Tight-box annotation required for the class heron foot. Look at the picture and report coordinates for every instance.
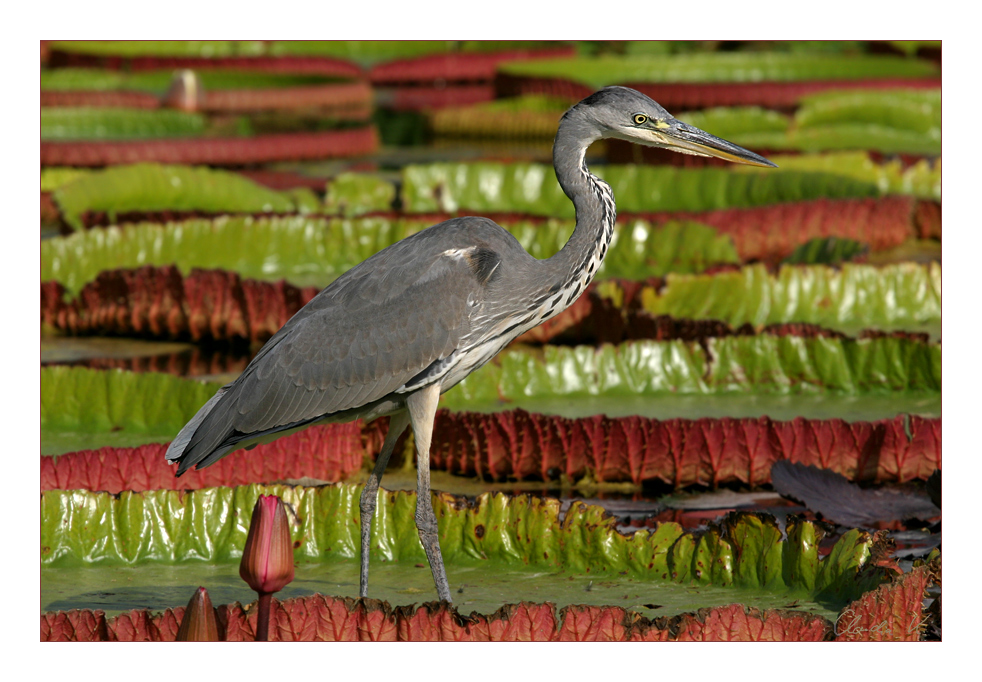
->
[358,411,409,599]
[407,383,452,603]
[416,499,452,603]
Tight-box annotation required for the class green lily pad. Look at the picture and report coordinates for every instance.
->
[733,151,940,201]
[703,90,942,156]
[445,336,940,411]
[41,108,209,141]
[40,167,94,192]
[41,216,739,296]
[40,366,220,442]
[498,53,938,89]
[41,330,940,451]
[468,95,571,113]
[268,40,455,65]
[796,89,940,134]
[41,67,340,93]
[783,237,869,265]
[52,163,303,231]
[887,41,941,57]
[787,124,941,156]
[640,263,941,338]
[429,95,573,140]
[47,40,465,66]
[41,392,942,457]
[38,560,839,621]
[39,484,887,620]
[323,172,396,216]
[402,162,879,216]
[675,106,791,139]
[43,334,941,428]
[430,92,941,155]
[48,40,269,58]
[469,393,940,422]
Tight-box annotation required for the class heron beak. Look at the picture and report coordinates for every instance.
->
[634,119,777,168]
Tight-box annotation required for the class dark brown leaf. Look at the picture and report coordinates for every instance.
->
[770,460,940,527]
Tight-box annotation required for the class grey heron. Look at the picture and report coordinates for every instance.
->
[165,86,776,603]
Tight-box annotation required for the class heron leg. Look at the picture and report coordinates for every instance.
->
[406,382,452,603]
[359,410,410,599]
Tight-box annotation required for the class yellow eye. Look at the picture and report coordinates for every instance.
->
[632,113,648,125]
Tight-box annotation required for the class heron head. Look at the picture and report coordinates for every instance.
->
[570,85,776,168]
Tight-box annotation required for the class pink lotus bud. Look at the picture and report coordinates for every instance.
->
[176,586,220,641]
[239,495,295,595]
[162,69,204,112]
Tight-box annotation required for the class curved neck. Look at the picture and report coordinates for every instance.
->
[546,115,616,295]
[461,113,615,350]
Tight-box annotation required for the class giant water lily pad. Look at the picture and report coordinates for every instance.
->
[52,163,312,231]
[428,410,940,486]
[446,336,940,408]
[429,95,570,139]
[672,106,790,151]
[37,40,943,644]
[41,259,939,349]
[783,237,870,265]
[639,262,941,339]
[41,67,343,93]
[41,596,834,642]
[662,92,941,156]
[733,151,940,201]
[482,393,940,422]
[41,330,940,453]
[402,162,879,217]
[427,90,941,154]
[42,409,940,493]
[49,39,460,64]
[37,557,840,624]
[42,389,942,456]
[42,568,936,641]
[40,216,739,296]
[497,53,938,88]
[796,89,940,135]
[41,108,210,142]
[48,40,271,58]
[41,366,220,453]
[40,484,889,621]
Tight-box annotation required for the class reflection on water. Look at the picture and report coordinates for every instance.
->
[42,336,252,381]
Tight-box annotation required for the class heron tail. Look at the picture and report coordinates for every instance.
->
[164,384,233,476]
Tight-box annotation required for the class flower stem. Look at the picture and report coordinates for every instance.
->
[256,592,273,641]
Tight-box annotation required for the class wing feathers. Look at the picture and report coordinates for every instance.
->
[170,218,509,471]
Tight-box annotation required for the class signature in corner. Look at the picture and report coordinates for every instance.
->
[834,606,925,638]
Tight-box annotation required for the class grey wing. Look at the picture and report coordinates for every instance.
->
[167,226,500,473]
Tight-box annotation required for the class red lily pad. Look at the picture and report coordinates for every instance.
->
[41,422,367,493]
[42,266,320,345]
[41,126,379,167]
[40,410,940,493]
[41,595,838,642]
[432,411,942,486]
[42,560,937,642]
[368,46,576,85]
[832,560,938,641]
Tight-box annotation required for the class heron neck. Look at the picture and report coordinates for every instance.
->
[547,122,616,297]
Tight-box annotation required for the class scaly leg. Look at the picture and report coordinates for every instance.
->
[406,382,452,602]
[359,410,410,599]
